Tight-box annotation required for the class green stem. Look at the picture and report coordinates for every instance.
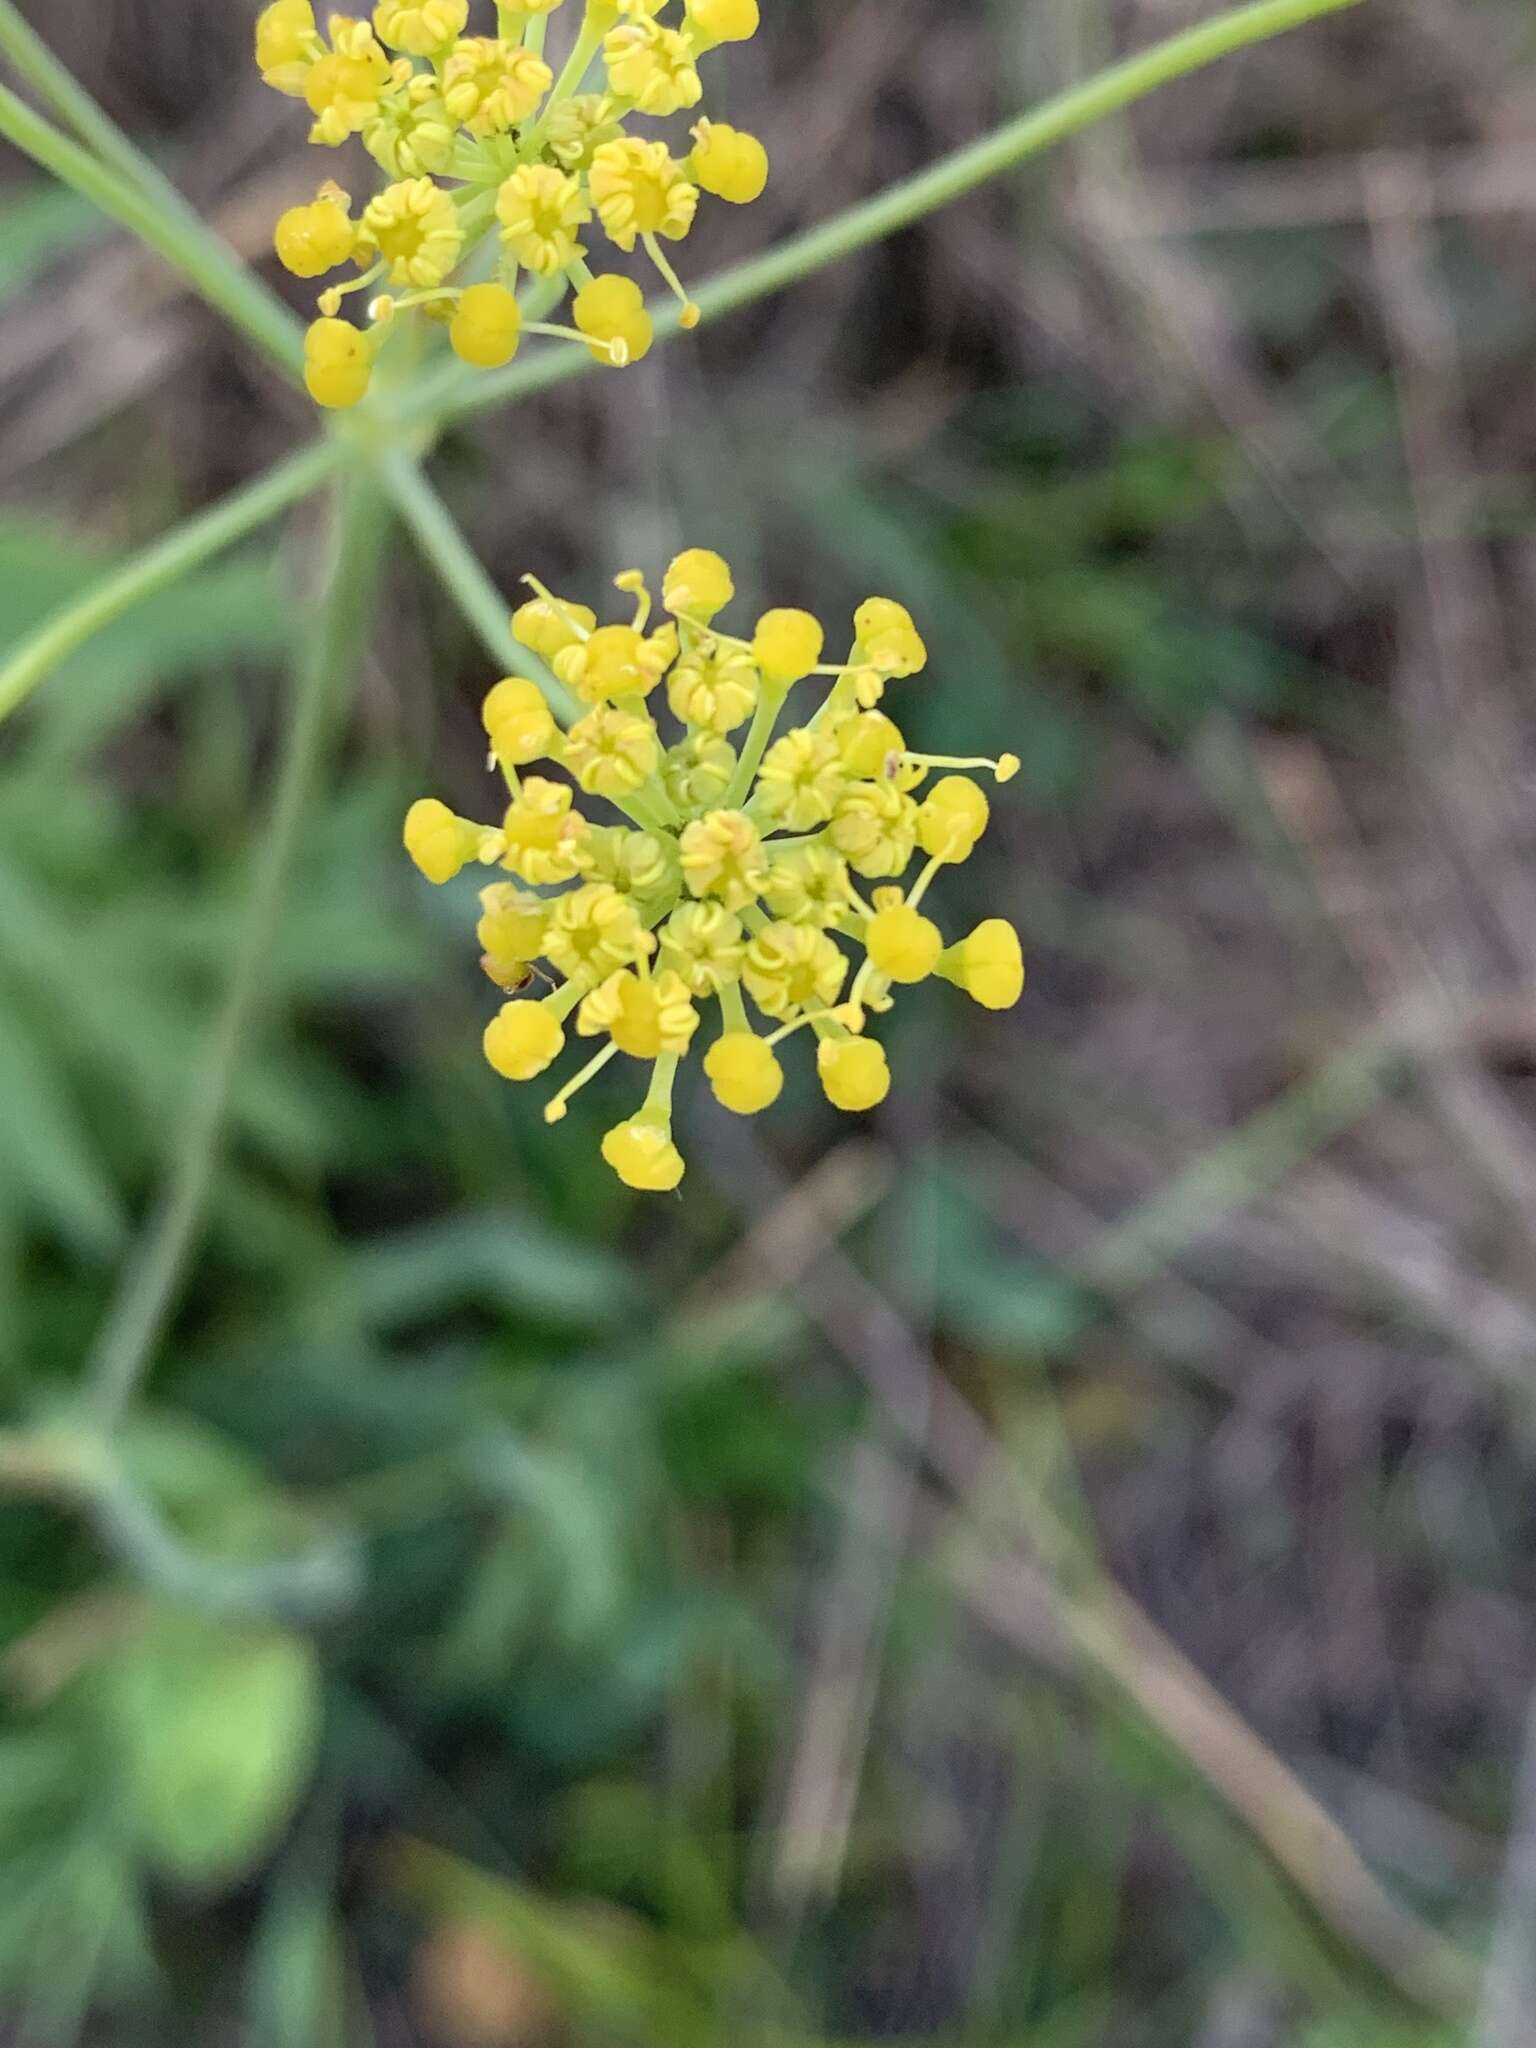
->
[374,447,582,723]
[0,0,167,190]
[0,441,338,723]
[431,0,1367,429]
[724,685,787,811]
[0,80,304,378]
[83,475,389,1434]
[519,19,604,155]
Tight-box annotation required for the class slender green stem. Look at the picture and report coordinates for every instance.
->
[519,20,604,156]
[724,685,787,811]
[431,0,1367,428]
[84,475,390,1433]
[0,0,203,216]
[0,80,304,378]
[375,447,582,723]
[0,441,338,723]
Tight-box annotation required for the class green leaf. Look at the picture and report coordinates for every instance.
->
[108,1608,322,1885]
[0,1014,122,1255]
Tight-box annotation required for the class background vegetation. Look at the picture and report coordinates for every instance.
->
[2,0,1535,2040]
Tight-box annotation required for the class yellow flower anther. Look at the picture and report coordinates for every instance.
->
[359,176,463,286]
[938,919,1025,1011]
[482,677,555,766]
[705,1031,783,1114]
[450,281,523,367]
[752,608,823,686]
[743,921,847,1019]
[854,597,927,678]
[663,548,734,620]
[275,194,357,276]
[403,796,485,883]
[442,37,552,133]
[659,901,745,994]
[484,998,565,1081]
[604,19,702,117]
[303,315,373,408]
[830,778,918,878]
[544,881,650,988]
[917,775,989,862]
[866,901,942,984]
[666,642,758,735]
[578,968,699,1059]
[602,1118,685,1192]
[817,1036,891,1113]
[572,273,653,367]
[588,137,698,251]
[686,0,760,41]
[373,0,468,56]
[564,706,661,798]
[680,809,768,910]
[496,164,590,275]
[689,119,768,204]
[501,775,588,884]
[754,729,844,832]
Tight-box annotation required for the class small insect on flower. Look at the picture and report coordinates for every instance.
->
[403,557,1026,1192]
[255,0,768,402]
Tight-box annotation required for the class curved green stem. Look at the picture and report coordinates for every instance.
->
[84,475,390,1434]
[375,446,582,722]
[0,441,338,723]
[0,80,304,378]
[430,0,1367,428]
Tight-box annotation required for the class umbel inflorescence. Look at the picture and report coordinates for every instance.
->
[403,552,1025,1192]
[256,0,766,407]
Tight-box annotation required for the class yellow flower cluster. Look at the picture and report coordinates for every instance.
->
[403,553,1025,1192]
[257,0,768,407]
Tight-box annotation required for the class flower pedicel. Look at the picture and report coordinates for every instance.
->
[404,552,1025,1191]
[256,0,769,406]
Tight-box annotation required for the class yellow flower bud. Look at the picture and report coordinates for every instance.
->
[836,711,904,780]
[496,164,589,275]
[917,775,989,861]
[403,796,482,883]
[704,1032,783,1114]
[689,120,768,204]
[939,919,1024,1010]
[817,1036,890,1113]
[484,1000,565,1081]
[481,677,555,766]
[560,624,653,703]
[854,597,927,677]
[687,0,759,41]
[866,903,942,984]
[752,607,822,685]
[663,548,734,620]
[743,921,846,1019]
[274,195,356,276]
[257,0,318,93]
[572,273,653,367]
[564,706,660,798]
[511,597,597,660]
[451,282,523,368]
[602,1119,685,1191]
[477,882,548,966]
[303,316,371,409]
